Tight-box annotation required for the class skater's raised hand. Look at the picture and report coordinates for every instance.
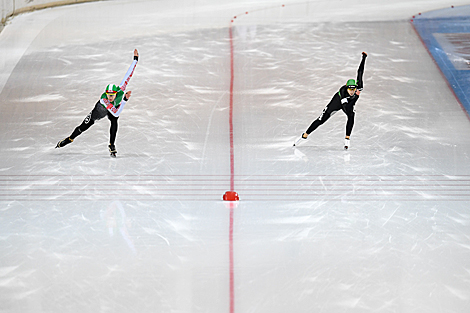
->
[134,49,139,57]
[124,91,132,100]
[362,51,367,58]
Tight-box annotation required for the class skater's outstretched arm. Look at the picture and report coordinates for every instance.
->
[104,50,138,117]
[119,49,139,91]
[356,52,367,91]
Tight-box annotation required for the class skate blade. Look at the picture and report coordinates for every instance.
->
[293,137,304,147]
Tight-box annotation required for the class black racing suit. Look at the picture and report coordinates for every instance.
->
[70,102,119,145]
[306,54,366,137]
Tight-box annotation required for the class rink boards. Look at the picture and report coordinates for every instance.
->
[412,5,470,119]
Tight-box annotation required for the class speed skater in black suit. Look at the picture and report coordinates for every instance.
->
[294,52,367,150]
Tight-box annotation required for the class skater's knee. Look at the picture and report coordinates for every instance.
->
[110,120,118,130]
[79,120,94,132]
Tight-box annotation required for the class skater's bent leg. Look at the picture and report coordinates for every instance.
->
[305,97,341,135]
[305,119,322,135]
[70,116,95,140]
[70,126,82,140]
[108,115,119,145]
[345,112,355,137]
[305,109,333,135]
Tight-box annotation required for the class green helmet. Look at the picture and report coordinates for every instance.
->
[105,84,120,94]
[346,79,357,89]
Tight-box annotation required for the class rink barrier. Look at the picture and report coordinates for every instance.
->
[411,5,470,120]
[0,0,103,33]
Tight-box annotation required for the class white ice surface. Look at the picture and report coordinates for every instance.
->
[1,1,470,312]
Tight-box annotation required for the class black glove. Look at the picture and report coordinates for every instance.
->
[362,52,367,58]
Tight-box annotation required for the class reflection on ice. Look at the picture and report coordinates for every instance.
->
[101,201,136,254]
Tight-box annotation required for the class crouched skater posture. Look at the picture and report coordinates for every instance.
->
[294,52,367,150]
[56,49,139,157]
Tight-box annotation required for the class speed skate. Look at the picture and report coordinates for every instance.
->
[293,137,304,146]
[293,133,308,146]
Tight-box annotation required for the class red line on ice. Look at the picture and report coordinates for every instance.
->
[228,23,236,313]
[229,26,235,191]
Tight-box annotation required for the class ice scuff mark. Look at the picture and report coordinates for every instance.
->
[185,84,224,94]
[14,94,65,102]
[337,297,362,308]
[389,58,410,62]
[444,285,469,300]
[240,87,287,95]
[0,266,19,277]
[6,147,30,151]
[142,227,170,245]
[389,76,417,83]
[29,121,53,126]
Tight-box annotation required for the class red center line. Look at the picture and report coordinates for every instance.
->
[228,23,236,313]
[229,26,235,192]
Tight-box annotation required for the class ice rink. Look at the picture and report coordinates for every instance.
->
[1,0,470,312]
